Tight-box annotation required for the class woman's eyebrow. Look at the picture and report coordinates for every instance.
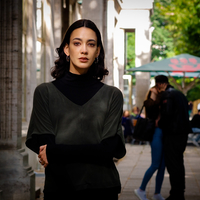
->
[72,38,96,42]
[72,38,81,41]
[87,39,96,42]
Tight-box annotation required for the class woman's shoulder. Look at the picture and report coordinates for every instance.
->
[101,84,123,106]
[102,83,122,93]
[102,84,123,96]
[34,82,54,96]
[35,82,53,89]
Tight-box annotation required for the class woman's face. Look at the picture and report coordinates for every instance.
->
[64,27,100,75]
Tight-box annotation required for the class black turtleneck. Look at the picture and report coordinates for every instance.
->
[52,71,104,106]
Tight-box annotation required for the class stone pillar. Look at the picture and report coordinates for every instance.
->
[81,0,111,84]
[105,0,114,85]
[0,0,35,199]
[113,27,125,91]
[43,0,55,82]
[135,10,152,109]
[25,0,37,124]
[54,0,62,49]
[82,0,104,35]
[61,0,70,38]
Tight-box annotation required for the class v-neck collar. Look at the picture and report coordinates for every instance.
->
[52,71,104,106]
[50,82,105,107]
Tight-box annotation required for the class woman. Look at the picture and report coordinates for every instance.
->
[134,86,165,200]
[26,19,126,200]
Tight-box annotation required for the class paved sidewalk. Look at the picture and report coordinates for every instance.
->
[35,143,200,199]
[116,143,200,200]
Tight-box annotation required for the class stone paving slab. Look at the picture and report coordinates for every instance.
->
[116,144,200,200]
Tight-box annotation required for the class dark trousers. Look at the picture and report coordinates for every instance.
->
[163,134,188,199]
[44,189,119,200]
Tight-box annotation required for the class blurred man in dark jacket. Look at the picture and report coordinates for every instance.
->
[155,75,191,200]
[191,107,200,146]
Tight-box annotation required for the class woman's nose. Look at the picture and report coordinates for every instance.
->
[81,44,88,54]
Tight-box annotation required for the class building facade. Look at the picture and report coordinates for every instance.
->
[0,0,153,199]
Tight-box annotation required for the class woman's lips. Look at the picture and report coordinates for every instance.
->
[79,57,88,62]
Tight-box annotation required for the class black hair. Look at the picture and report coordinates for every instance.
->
[51,19,108,80]
[155,75,169,83]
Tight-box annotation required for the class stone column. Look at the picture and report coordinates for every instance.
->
[0,0,35,199]
[113,27,125,91]
[43,0,56,82]
[82,0,104,36]
[135,10,152,109]
[25,0,37,124]
[54,0,62,49]
[81,0,111,84]
[105,0,114,85]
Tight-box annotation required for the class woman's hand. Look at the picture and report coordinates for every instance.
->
[38,145,49,168]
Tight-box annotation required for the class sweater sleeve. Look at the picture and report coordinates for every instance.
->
[26,134,55,154]
[25,83,56,153]
[26,133,125,164]
[100,87,126,158]
[46,134,124,164]
[26,84,55,142]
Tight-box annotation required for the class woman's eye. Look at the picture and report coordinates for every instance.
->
[74,42,80,46]
[88,43,95,47]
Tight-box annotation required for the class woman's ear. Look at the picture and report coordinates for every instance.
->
[64,44,69,56]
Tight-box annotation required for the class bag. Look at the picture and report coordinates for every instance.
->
[133,105,155,141]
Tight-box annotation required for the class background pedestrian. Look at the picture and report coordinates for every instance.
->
[155,75,191,200]
[134,86,165,200]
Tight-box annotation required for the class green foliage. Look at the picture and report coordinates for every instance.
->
[151,0,175,61]
[125,32,136,85]
[125,32,135,70]
[156,0,200,57]
[151,0,200,100]
[187,84,200,101]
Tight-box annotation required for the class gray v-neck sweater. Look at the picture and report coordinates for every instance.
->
[27,82,125,191]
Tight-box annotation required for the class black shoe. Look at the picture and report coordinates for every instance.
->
[166,195,185,200]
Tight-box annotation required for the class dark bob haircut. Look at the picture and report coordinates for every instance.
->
[51,19,108,80]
